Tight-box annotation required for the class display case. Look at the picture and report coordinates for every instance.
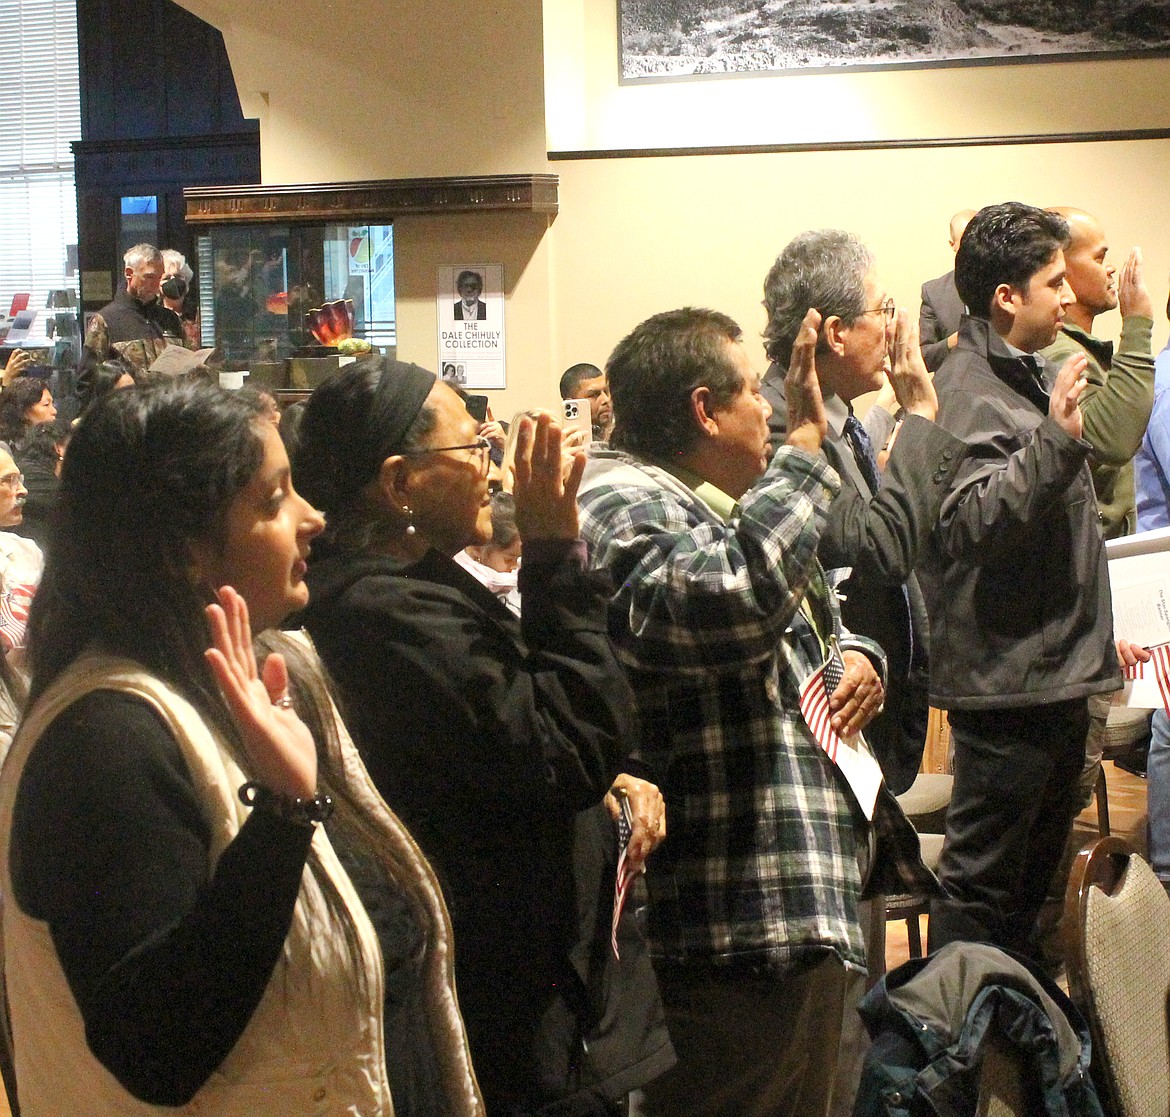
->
[194,221,395,363]
[184,174,558,383]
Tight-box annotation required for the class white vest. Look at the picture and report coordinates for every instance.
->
[0,651,483,1117]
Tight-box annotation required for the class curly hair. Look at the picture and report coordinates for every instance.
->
[0,378,51,446]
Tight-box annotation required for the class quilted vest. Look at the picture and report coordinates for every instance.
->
[0,653,481,1117]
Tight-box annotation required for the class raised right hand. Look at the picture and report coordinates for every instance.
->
[1118,247,1154,320]
[889,311,938,421]
[1048,351,1089,440]
[204,586,317,799]
[512,411,584,542]
[2,349,33,388]
[785,308,827,455]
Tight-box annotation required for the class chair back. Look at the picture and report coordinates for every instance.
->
[1065,835,1170,1117]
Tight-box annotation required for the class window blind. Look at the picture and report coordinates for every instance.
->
[0,0,80,318]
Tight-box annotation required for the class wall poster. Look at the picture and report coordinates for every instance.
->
[437,264,505,390]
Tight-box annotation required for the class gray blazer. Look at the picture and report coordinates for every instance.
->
[919,271,966,373]
[762,363,969,791]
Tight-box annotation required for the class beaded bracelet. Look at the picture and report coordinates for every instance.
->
[238,780,334,826]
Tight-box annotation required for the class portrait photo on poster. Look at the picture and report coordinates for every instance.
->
[437,264,506,389]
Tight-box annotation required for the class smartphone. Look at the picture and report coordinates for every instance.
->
[464,394,489,424]
[561,398,593,446]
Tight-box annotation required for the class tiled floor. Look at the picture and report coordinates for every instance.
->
[885,758,1150,972]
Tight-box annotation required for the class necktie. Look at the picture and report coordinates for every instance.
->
[843,413,881,494]
[842,413,913,659]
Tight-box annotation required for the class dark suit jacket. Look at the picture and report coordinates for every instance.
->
[919,271,966,373]
[454,299,487,321]
[762,363,969,792]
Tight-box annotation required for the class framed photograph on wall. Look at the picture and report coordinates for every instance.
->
[619,1,1170,81]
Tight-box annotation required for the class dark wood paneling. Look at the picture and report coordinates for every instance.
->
[77,0,255,142]
[74,0,261,290]
[185,175,561,225]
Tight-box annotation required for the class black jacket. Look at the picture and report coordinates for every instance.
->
[918,316,1120,709]
[854,942,1104,1117]
[301,544,673,1114]
[919,270,966,373]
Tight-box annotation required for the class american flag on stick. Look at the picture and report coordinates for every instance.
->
[1123,643,1170,712]
[611,789,639,960]
[0,583,36,651]
[798,636,883,820]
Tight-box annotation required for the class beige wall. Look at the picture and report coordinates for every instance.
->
[549,138,1170,386]
[177,0,1170,417]
[545,0,1170,152]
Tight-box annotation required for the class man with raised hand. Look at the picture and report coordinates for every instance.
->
[1040,207,1154,539]
[762,229,969,795]
[920,202,1121,958]
[578,305,932,1117]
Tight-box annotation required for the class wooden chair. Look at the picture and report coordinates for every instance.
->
[1064,835,1170,1117]
[885,832,944,959]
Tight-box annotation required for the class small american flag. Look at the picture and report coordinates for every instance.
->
[611,790,638,960]
[1124,644,1170,712]
[0,583,36,651]
[798,636,883,819]
[799,636,848,765]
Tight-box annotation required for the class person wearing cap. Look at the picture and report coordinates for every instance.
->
[292,357,674,1117]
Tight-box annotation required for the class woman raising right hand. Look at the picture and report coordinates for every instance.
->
[0,380,481,1116]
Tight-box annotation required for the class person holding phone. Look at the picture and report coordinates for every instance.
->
[293,357,673,1117]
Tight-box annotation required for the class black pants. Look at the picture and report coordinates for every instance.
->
[928,698,1089,959]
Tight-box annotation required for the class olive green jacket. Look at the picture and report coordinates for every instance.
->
[1041,315,1154,538]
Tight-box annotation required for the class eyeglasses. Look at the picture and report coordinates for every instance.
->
[0,472,24,491]
[858,298,897,323]
[403,435,493,473]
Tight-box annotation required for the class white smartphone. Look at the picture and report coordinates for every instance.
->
[561,398,593,446]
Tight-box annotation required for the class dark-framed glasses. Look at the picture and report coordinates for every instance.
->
[403,435,493,472]
[859,297,897,323]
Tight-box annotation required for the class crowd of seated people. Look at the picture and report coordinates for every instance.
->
[0,197,1163,1117]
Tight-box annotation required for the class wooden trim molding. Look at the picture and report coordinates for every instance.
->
[548,126,1170,162]
[184,174,559,224]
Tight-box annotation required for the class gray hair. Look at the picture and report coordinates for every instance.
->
[762,230,873,365]
[124,243,163,272]
[161,249,194,283]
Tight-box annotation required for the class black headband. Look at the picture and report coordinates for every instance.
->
[362,360,437,480]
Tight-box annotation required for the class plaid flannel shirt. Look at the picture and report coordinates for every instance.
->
[579,445,932,975]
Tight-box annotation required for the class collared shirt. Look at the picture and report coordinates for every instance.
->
[578,444,933,973]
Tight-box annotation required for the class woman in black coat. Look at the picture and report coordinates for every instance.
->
[293,358,672,1116]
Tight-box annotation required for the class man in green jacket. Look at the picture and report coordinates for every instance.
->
[1040,207,1154,539]
[1038,208,1155,901]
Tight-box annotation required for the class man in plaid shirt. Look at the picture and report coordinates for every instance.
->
[578,307,934,1117]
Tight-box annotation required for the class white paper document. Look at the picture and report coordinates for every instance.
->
[1106,527,1170,708]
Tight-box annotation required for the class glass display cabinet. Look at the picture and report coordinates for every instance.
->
[184,175,558,385]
